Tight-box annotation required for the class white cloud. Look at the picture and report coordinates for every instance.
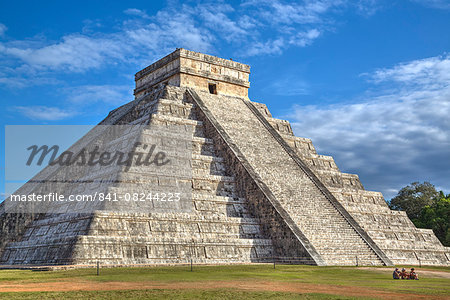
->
[197,4,249,43]
[1,34,128,72]
[353,0,383,16]
[245,38,285,56]
[0,7,213,76]
[243,29,321,56]
[0,0,356,78]
[289,29,321,46]
[238,15,259,30]
[0,23,7,36]
[64,84,132,105]
[15,106,77,120]
[369,54,450,88]
[286,54,450,199]
[236,0,345,56]
[124,8,149,18]
[154,8,213,53]
[0,72,62,88]
[124,16,212,61]
[244,0,342,25]
[10,84,132,121]
[0,0,386,88]
[411,0,450,9]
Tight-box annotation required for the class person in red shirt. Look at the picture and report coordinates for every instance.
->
[409,268,419,280]
[400,268,409,279]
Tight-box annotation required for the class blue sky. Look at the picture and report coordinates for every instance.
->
[1,0,449,200]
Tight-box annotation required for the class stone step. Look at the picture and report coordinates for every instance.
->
[192,178,237,196]
[322,256,381,262]
[81,235,273,246]
[320,253,380,258]
[192,174,235,182]
[307,232,370,240]
[192,136,213,144]
[301,227,359,233]
[315,246,375,253]
[324,260,381,266]
[192,137,215,156]
[155,99,195,120]
[160,86,189,102]
[320,255,381,263]
[86,229,270,242]
[158,98,194,109]
[343,204,392,214]
[110,172,235,188]
[150,114,205,138]
[322,256,380,262]
[322,255,382,261]
[193,202,252,219]
[307,233,367,240]
[328,187,384,197]
[192,157,226,176]
[192,193,247,204]
[192,168,226,177]
[4,234,273,254]
[192,154,224,163]
[311,241,372,249]
[150,114,203,127]
[22,209,266,242]
[91,210,261,224]
[278,133,317,155]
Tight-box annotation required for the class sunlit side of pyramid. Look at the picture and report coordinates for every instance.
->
[1,49,449,266]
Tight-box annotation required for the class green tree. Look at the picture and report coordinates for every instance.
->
[389,182,439,220]
[414,192,450,246]
[390,183,450,246]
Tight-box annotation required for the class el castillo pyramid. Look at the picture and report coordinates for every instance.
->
[1,49,449,266]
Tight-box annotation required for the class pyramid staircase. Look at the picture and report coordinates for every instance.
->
[188,89,390,266]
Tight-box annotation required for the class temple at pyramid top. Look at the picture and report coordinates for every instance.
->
[134,48,250,98]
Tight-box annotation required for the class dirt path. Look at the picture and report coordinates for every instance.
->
[0,279,448,299]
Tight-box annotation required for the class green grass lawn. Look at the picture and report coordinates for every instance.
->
[0,264,448,299]
[0,289,367,300]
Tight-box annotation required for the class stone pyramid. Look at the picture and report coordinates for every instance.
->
[1,49,449,266]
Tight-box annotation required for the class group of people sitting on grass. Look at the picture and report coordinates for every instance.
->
[393,268,419,280]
